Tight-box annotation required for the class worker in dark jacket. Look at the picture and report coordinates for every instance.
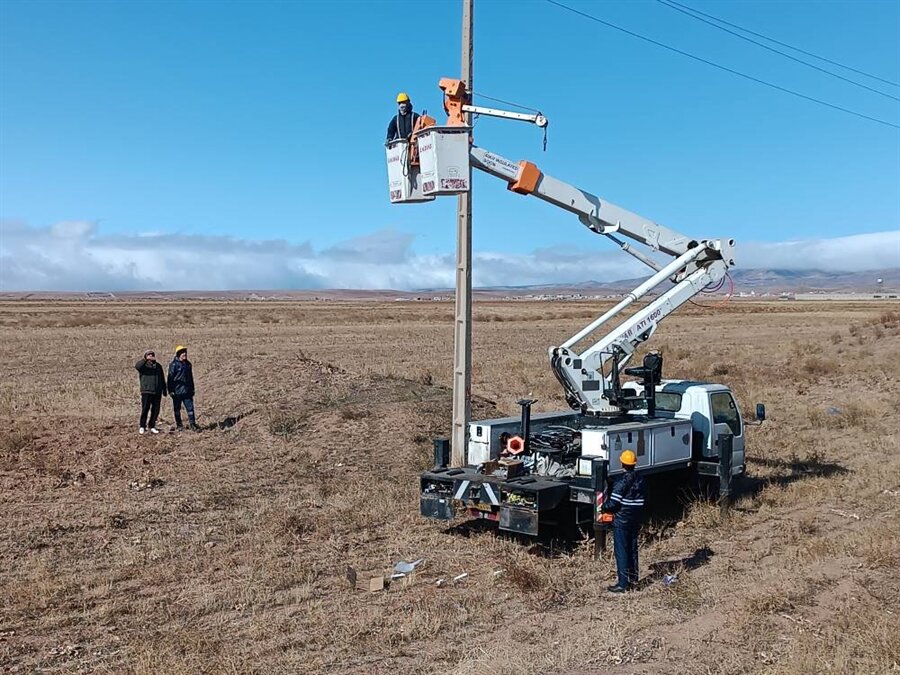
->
[601,450,646,592]
[168,345,199,431]
[386,92,421,143]
[135,349,167,434]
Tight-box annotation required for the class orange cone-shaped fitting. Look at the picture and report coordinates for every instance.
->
[506,435,525,454]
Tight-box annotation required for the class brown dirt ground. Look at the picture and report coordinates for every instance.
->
[1,300,898,674]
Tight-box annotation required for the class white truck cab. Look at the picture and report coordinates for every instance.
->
[623,379,746,474]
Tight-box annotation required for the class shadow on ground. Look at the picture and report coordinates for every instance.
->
[201,410,256,432]
[644,457,850,539]
[435,456,850,553]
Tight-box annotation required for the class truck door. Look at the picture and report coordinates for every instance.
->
[709,391,745,473]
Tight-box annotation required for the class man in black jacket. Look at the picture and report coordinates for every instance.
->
[601,450,646,592]
[386,92,421,143]
[168,345,198,431]
[134,349,167,434]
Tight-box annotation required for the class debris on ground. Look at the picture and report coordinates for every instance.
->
[127,477,164,491]
[108,514,128,529]
[393,558,424,575]
[346,566,385,592]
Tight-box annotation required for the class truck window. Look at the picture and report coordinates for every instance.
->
[655,392,682,413]
[710,392,742,436]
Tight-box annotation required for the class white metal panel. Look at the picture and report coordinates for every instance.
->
[467,440,491,465]
[580,428,607,458]
[418,127,471,196]
[385,140,434,203]
[606,429,651,471]
[649,420,693,466]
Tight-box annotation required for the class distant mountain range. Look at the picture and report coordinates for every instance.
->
[2,268,897,300]
[475,268,900,296]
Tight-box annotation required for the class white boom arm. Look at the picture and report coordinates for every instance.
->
[469,145,735,415]
[462,104,548,128]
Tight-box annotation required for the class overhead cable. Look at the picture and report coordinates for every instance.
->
[656,0,899,102]
[471,91,543,114]
[663,0,900,88]
[544,0,900,129]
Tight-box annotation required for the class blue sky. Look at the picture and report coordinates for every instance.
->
[1,0,898,290]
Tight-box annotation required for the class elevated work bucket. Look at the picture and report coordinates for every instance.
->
[416,126,471,196]
[385,139,435,204]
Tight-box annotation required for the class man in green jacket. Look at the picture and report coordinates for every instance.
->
[135,349,167,434]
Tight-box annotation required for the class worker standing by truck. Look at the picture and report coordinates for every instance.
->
[386,92,420,142]
[601,450,645,593]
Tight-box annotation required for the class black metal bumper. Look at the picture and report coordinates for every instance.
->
[420,467,572,536]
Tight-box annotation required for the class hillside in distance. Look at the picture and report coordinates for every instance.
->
[476,267,900,296]
[1,268,896,300]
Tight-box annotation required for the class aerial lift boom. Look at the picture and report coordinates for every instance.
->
[427,79,736,415]
[469,145,734,414]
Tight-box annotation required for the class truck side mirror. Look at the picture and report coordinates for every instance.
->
[756,403,766,422]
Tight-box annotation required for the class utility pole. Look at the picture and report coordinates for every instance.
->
[451,0,474,467]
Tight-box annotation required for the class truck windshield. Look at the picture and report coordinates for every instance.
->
[655,392,682,413]
[711,392,742,436]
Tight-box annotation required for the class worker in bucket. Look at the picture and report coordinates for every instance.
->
[168,345,199,431]
[134,349,167,435]
[386,92,421,143]
[601,450,646,593]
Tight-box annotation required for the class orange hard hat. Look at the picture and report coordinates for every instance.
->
[620,450,637,466]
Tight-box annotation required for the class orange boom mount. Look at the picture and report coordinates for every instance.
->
[405,77,469,167]
[439,77,470,126]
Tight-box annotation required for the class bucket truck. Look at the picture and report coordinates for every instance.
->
[386,79,764,538]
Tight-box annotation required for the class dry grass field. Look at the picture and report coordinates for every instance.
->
[1,299,898,674]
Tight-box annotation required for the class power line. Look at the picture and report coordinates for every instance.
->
[664,0,900,89]
[543,0,900,130]
[656,0,899,102]
[471,91,542,113]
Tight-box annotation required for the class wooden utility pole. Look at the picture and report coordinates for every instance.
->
[451,0,474,467]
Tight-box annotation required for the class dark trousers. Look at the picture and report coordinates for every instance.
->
[140,393,162,429]
[613,523,640,588]
[172,396,196,427]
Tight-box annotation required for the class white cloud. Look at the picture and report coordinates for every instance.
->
[740,230,900,272]
[0,220,897,291]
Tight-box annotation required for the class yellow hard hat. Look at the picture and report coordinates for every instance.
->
[620,450,637,467]
[396,92,410,103]
[175,345,187,354]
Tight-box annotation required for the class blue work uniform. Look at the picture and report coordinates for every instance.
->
[168,357,197,428]
[602,470,646,588]
[386,110,421,142]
